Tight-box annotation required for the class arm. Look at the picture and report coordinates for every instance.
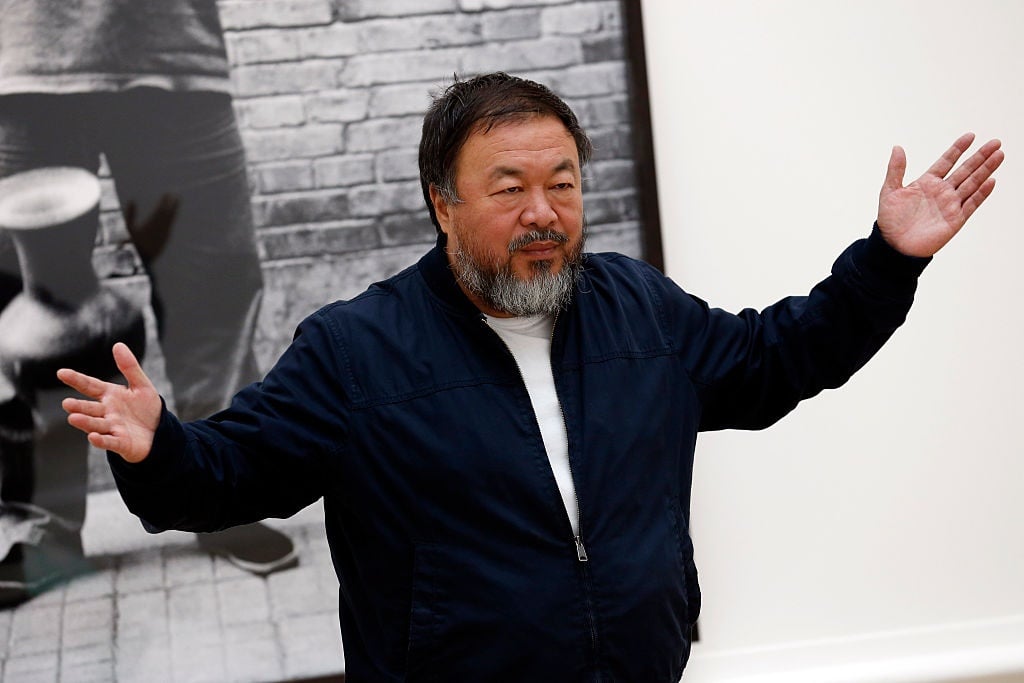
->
[688,134,1002,430]
[59,312,346,531]
[689,228,925,430]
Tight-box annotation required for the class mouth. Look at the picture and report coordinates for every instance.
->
[517,240,562,258]
[509,227,570,260]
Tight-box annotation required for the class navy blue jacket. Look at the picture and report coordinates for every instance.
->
[110,228,927,682]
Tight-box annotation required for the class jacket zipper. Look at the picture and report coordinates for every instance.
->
[548,312,600,667]
[549,313,588,564]
[481,313,587,560]
[482,312,600,667]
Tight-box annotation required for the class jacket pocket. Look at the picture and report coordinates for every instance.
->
[405,543,443,681]
[668,496,701,626]
[403,540,581,681]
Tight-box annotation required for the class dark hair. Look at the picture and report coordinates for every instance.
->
[418,72,593,233]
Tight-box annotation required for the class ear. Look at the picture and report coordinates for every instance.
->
[429,185,453,235]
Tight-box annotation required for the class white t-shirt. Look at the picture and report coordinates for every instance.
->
[485,313,579,535]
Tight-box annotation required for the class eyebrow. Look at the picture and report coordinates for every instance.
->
[489,158,578,180]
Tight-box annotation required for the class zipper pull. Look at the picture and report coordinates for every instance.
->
[574,535,589,562]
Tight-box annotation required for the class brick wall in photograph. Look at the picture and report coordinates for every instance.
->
[94,0,647,372]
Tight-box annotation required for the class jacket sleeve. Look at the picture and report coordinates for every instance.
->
[671,225,930,431]
[107,308,350,532]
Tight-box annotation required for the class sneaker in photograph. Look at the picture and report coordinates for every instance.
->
[196,522,298,576]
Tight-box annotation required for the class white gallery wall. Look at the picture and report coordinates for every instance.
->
[639,1,1024,681]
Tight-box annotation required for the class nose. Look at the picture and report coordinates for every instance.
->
[519,188,557,229]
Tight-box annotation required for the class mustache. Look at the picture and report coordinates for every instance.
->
[507,230,570,253]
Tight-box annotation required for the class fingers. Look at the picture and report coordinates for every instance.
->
[946,138,1002,186]
[56,367,113,399]
[65,401,133,456]
[961,177,997,223]
[62,392,114,438]
[949,140,1004,199]
[56,342,145,395]
[882,145,907,193]
[924,132,976,179]
[87,432,124,453]
[61,396,106,418]
[112,342,155,391]
[64,402,117,448]
[67,412,113,435]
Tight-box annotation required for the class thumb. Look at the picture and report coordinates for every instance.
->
[881,145,907,195]
[112,343,154,391]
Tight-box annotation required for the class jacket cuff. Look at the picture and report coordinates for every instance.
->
[838,223,931,299]
[106,397,187,485]
[865,222,932,276]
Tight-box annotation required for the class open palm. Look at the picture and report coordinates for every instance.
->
[57,342,161,463]
[877,133,1003,258]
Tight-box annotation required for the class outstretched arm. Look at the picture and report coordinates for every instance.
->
[693,134,1004,430]
[877,132,1003,257]
[57,342,161,463]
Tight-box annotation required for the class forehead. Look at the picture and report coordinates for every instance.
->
[455,115,579,176]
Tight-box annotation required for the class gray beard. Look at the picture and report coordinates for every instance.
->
[452,233,584,316]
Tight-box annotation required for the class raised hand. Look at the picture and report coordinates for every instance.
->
[877,133,1004,258]
[57,342,161,463]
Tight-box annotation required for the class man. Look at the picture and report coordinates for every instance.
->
[57,73,1002,681]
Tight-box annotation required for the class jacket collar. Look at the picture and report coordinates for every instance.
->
[417,233,486,318]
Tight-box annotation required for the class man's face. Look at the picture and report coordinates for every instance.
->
[430,115,585,317]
